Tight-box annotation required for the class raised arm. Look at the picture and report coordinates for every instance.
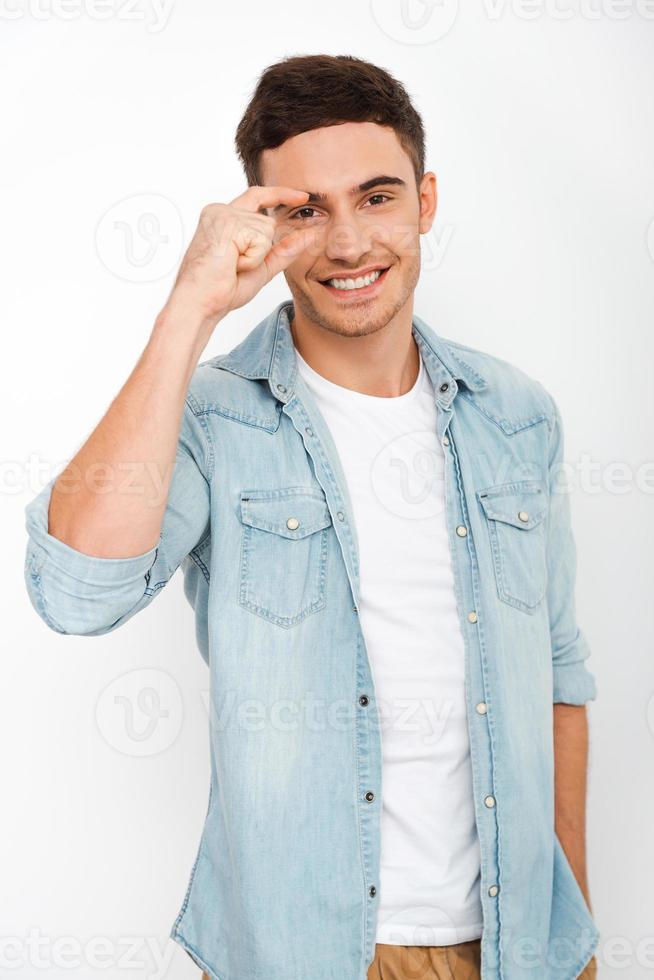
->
[24,186,314,635]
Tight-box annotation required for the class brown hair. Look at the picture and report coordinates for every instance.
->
[234,54,426,189]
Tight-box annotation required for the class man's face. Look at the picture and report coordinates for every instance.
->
[260,122,437,338]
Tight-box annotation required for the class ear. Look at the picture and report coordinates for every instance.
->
[418,171,437,235]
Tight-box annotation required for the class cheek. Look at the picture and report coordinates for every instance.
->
[294,258,314,281]
[283,258,311,287]
[283,225,327,275]
[367,214,417,257]
[390,222,420,257]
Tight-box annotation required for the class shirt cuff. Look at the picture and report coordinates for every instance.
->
[552,660,598,705]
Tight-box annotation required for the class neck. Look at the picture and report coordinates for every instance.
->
[289,297,420,398]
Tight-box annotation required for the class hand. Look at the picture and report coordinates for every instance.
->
[169,185,313,323]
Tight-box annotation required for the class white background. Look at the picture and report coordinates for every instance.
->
[2,2,653,978]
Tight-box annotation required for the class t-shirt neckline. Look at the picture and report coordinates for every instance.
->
[294,347,425,406]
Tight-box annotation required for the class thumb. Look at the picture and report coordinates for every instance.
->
[264,227,318,279]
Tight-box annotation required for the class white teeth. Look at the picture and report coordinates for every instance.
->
[327,269,384,290]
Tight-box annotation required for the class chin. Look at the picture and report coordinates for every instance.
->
[289,282,409,339]
[328,304,397,337]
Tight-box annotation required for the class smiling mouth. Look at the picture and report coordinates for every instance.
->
[318,266,391,294]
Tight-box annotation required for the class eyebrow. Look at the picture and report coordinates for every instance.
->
[268,175,407,215]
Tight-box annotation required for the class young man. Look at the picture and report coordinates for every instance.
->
[24,55,599,980]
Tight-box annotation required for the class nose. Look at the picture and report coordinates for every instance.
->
[322,208,374,265]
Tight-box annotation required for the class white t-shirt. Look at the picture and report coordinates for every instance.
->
[295,346,483,946]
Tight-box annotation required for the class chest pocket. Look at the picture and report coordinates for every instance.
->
[477,480,548,614]
[238,487,332,628]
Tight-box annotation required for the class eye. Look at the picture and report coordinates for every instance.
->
[365,193,392,207]
[289,207,322,221]
[288,193,394,221]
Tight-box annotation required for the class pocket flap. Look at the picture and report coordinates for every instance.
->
[240,487,333,539]
[477,480,547,530]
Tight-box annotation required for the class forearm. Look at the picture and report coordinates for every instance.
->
[47,295,219,558]
[553,702,592,912]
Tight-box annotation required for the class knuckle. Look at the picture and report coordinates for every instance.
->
[199,202,225,221]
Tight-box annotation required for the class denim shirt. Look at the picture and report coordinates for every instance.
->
[24,298,599,980]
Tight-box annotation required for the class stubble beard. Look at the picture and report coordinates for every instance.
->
[285,252,421,339]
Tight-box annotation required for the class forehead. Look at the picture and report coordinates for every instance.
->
[259,121,413,190]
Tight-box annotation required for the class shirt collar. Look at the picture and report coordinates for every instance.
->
[216,299,488,401]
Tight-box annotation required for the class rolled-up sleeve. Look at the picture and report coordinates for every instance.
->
[24,396,211,637]
[545,394,597,705]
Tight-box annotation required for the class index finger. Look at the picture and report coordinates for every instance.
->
[229,185,310,214]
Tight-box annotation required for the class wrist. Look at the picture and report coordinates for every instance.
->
[145,301,220,390]
[157,287,225,339]
[153,292,223,357]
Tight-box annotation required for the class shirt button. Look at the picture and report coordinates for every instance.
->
[488,884,499,897]
[456,525,468,537]
[476,702,488,714]
[484,795,496,808]
[443,435,450,446]
[286,517,300,530]
[518,510,529,522]
[369,885,377,897]
[359,695,369,707]
[305,426,313,436]
[439,381,449,392]
[276,383,287,393]
[337,511,345,522]
[467,611,478,623]
[365,791,375,803]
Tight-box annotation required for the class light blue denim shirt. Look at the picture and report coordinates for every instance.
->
[24,299,599,980]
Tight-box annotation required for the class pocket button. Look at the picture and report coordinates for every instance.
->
[238,488,332,627]
[477,480,548,613]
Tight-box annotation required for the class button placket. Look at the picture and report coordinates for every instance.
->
[440,410,501,930]
[281,395,379,946]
